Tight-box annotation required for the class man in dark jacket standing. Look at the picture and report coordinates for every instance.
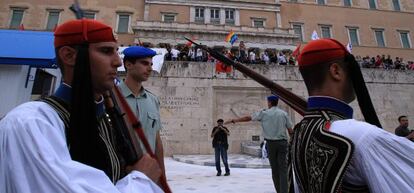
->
[395,115,414,141]
[211,119,230,176]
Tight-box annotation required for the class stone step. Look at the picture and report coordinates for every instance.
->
[241,141,262,158]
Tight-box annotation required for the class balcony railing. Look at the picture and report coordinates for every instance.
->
[133,21,296,37]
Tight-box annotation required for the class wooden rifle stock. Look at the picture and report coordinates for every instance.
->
[111,85,172,193]
[185,38,307,116]
[104,90,143,165]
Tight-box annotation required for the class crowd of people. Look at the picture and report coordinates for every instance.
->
[163,44,414,71]
[356,55,414,70]
[162,42,297,66]
[125,42,414,72]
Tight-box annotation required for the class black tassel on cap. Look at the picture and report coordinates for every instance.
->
[68,44,112,177]
[345,53,382,128]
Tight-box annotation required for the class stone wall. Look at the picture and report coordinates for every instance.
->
[137,61,414,156]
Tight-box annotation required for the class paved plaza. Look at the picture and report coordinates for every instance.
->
[172,154,270,168]
[165,155,276,193]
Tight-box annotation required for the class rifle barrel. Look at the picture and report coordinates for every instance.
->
[185,37,307,115]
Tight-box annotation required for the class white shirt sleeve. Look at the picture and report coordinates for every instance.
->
[0,102,163,193]
[251,110,264,121]
[284,112,293,128]
[331,120,414,193]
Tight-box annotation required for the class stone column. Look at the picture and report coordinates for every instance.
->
[205,7,211,24]
[144,4,150,21]
[190,7,195,23]
[276,12,282,28]
[220,8,225,25]
[235,9,240,26]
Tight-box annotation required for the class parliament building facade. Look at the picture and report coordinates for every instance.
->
[1,0,413,60]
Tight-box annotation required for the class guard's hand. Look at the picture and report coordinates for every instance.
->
[288,128,294,137]
[223,120,233,125]
[126,154,162,183]
[407,131,414,140]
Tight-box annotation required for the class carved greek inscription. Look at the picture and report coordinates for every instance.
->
[159,96,200,110]
[159,121,173,138]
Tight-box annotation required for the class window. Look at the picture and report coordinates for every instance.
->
[317,0,326,5]
[344,0,352,6]
[392,0,401,11]
[84,12,96,19]
[117,14,130,33]
[210,8,220,24]
[253,19,264,28]
[9,9,24,29]
[399,32,411,48]
[225,9,235,25]
[292,24,303,42]
[374,29,385,47]
[320,25,331,38]
[46,11,60,31]
[290,0,298,2]
[195,7,204,23]
[368,0,376,9]
[163,14,176,23]
[347,28,360,46]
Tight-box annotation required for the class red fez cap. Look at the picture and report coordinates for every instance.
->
[298,38,348,68]
[54,19,116,47]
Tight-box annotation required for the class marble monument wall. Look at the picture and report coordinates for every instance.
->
[136,62,414,155]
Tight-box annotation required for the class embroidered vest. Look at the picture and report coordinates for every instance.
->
[41,96,126,182]
[291,110,370,193]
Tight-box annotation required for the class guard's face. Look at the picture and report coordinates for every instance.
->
[89,42,121,94]
[126,57,153,82]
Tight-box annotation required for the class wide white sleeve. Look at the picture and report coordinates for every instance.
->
[292,169,302,193]
[0,102,163,193]
[116,171,163,193]
[331,120,414,193]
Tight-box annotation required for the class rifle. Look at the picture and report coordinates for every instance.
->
[185,37,307,116]
[104,90,143,165]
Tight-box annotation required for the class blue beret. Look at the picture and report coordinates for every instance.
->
[267,95,279,101]
[123,46,156,59]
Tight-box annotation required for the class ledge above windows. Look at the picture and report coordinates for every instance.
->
[161,12,177,23]
[251,18,266,28]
